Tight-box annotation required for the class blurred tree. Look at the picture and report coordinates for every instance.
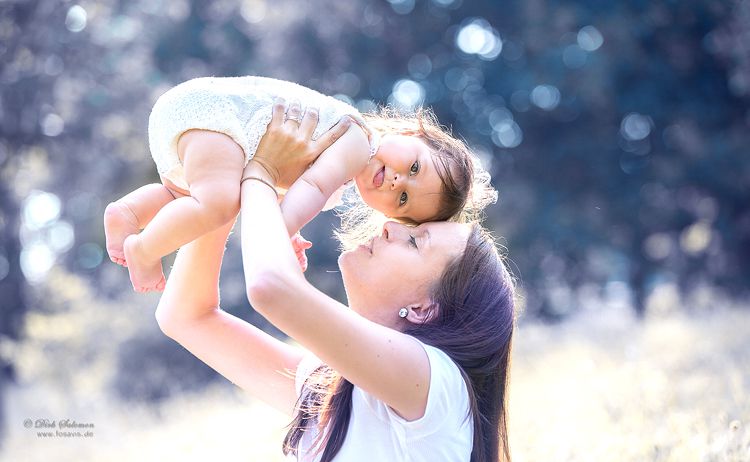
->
[0,0,38,442]
[0,182,24,441]
[114,333,221,402]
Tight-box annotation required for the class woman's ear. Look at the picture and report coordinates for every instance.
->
[404,300,439,324]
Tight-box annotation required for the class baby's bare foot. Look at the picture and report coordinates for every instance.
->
[123,234,166,292]
[104,202,140,267]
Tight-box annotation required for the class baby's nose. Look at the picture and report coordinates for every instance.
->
[390,173,402,190]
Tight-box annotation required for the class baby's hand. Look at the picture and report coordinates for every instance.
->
[290,232,313,272]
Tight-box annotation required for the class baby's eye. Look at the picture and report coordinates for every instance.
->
[409,161,419,175]
[399,191,408,206]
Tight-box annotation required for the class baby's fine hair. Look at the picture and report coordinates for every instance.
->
[335,106,497,250]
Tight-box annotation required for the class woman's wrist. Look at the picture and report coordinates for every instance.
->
[243,161,277,186]
[241,161,280,203]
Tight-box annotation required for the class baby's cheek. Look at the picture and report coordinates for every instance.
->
[360,190,383,211]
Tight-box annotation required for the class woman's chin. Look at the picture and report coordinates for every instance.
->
[337,252,351,272]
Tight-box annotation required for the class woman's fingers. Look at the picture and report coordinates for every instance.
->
[270,97,286,127]
[299,106,319,139]
[312,115,352,154]
[285,100,303,125]
[249,103,351,188]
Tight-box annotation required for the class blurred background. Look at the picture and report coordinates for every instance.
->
[1,0,748,460]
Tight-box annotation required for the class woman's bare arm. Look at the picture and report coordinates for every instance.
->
[154,163,304,417]
[153,104,351,416]
[241,163,432,422]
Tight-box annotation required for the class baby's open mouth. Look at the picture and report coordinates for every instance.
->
[373,166,385,188]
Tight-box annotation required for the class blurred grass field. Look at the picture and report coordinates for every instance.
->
[2,287,748,462]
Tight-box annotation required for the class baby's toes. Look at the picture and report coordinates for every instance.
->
[111,256,127,267]
[108,249,124,262]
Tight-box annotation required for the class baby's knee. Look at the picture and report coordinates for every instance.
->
[197,187,240,226]
[214,195,240,223]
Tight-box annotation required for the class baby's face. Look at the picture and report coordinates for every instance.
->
[354,134,445,222]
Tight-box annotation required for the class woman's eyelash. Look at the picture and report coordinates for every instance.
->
[409,235,417,248]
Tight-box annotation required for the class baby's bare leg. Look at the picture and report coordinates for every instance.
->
[123,130,245,292]
[104,184,176,266]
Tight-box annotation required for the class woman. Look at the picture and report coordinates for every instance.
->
[155,101,516,462]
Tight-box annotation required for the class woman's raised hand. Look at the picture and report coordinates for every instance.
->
[247,98,352,188]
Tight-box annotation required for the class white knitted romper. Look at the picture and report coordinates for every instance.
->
[147,76,376,201]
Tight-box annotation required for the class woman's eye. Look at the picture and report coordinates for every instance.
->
[399,191,408,206]
[409,235,417,248]
[410,161,419,175]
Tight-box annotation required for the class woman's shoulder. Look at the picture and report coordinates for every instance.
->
[356,337,472,436]
[400,339,472,433]
[413,339,469,403]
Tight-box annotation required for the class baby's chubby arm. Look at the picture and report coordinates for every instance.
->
[280,123,370,236]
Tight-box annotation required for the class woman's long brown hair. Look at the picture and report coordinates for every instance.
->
[282,224,516,462]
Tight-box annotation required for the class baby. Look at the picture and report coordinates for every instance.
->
[104,76,489,292]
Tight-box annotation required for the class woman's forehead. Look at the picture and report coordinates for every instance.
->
[418,221,471,248]
[419,220,469,232]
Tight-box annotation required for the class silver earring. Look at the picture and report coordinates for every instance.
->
[398,308,408,318]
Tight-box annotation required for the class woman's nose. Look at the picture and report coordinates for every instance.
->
[381,222,392,239]
[382,221,405,240]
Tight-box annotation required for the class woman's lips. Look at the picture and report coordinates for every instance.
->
[373,166,385,188]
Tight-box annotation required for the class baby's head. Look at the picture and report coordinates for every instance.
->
[353,107,481,224]
[337,107,496,250]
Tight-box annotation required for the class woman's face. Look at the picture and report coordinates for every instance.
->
[338,221,471,328]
